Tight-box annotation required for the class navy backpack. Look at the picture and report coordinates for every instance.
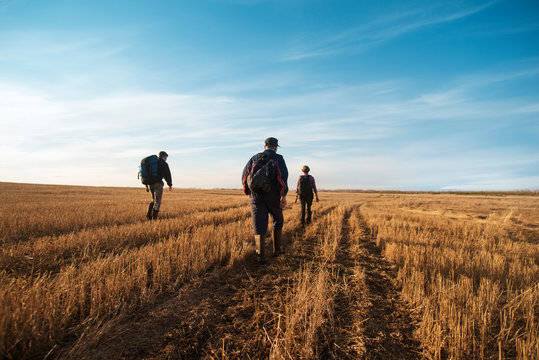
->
[139,155,160,185]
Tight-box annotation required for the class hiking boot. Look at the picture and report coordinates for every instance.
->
[152,209,159,220]
[254,234,265,263]
[272,229,283,256]
[146,202,154,220]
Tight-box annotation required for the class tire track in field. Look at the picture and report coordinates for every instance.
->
[326,205,366,358]
[57,204,422,359]
[350,211,423,359]
[61,207,421,359]
[59,205,338,360]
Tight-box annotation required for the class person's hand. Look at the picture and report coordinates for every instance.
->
[169,186,173,192]
[145,186,149,193]
[280,197,287,209]
[316,196,319,202]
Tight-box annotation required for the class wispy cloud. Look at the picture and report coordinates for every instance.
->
[1,0,537,190]
[284,1,498,61]
[0,29,132,63]
[515,103,539,114]
[1,56,537,189]
[465,21,539,37]
[0,29,138,98]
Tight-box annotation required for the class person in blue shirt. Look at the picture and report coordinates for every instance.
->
[242,137,288,263]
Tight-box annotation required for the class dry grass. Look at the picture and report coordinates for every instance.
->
[361,194,538,359]
[269,205,347,359]
[0,183,537,359]
[0,183,252,358]
[270,265,336,360]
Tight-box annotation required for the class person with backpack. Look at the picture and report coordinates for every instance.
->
[295,165,319,226]
[241,137,288,264]
[141,151,172,220]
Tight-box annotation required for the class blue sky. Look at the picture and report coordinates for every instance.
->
[0,0,538,190]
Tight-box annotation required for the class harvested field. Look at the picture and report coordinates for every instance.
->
[0,182,537,359]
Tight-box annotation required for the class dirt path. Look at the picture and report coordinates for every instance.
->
[342,210,423,359]
[61,205,422,359]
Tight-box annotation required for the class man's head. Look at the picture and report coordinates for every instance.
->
[159,151,169,161]
[302,165,310,174]
[264,137,279,151]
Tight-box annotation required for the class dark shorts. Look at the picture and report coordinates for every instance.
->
[250,191,283,235]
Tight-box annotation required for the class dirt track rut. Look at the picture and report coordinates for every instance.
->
[347,211,422,359]
[62,204,422,359]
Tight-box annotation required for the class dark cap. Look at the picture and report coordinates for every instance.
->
[264,137,279,148]
[159,151,169,158]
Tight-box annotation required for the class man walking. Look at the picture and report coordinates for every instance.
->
[146,151,172,220]
[296,165,319,226]
[242,137,288,263]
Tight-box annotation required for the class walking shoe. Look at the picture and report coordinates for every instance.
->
[254,234,265,264]
[146,202,154,220]
[273,229,283,256]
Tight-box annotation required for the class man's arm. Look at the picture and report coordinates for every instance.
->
[277,156,288,197]
[159,159,173,190]
[295,176,300,203]
[164,163,173,190]
[241,157,254,195]
[310,176,317,194]
[310,175,319,202]
[276,155,289,208]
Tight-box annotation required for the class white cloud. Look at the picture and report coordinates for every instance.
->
[516,104,539,114]
[284,1,499,61]
[1,56,538,190]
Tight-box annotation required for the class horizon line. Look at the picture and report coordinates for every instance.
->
[1,181,537,195]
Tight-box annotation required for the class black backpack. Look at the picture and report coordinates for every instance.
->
[138,155,160,185]
[297,175,313,198]
[247,153,277,194]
